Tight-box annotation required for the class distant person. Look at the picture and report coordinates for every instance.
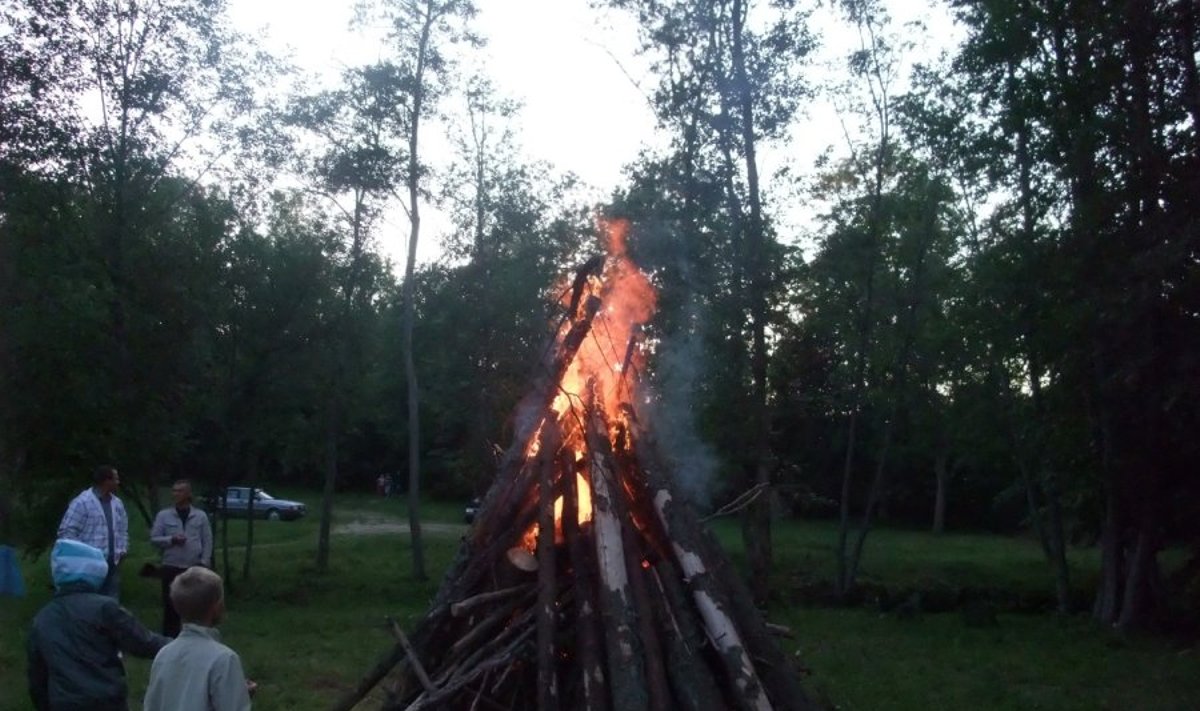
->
[27,539,169,711]
[57,465,128,598]
[144,567,256,711]
[150,479,213,636]
[376,473,387,497]
[1,543,25,597]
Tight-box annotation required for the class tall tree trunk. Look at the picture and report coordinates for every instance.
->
[835,7,890,596]
[931,450,948,535]
[729,0,773,604]
[1116,525,1160,632]
[843,175,935,592]
[1093,490,1123,623]
[836,410,861,595]
[1116,455,1164,632]
[1042,473,1071,613]
[846,416,894,587]
[219,441,237,589]
[402,4,438,583]
[1088,348,1126,625]
[1029,359,1071,614]
[1013,86,1072,613]
[316,401,339,572]
[1016,458,1053,562]
[242,446,258,582]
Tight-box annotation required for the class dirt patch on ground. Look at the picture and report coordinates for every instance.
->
[333,520,466,537]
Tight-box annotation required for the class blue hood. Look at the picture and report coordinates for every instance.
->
[51,539,109,591]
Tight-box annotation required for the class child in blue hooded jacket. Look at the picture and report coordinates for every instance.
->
[27,539,169,711]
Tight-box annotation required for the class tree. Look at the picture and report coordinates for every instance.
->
[286,62,407,572]
[822,0,903,597]
[607,0,814,602]
[0,165,238,550]
[437,77,595,488]
[365,0,480,580]
[0,0,276,526]
[930,0,1200,627]
[806,149,958,594]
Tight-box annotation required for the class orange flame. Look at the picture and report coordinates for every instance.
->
[553,473,594,525]
[524,217,657,553]
[521,523,539,551]
[552,217,657,425]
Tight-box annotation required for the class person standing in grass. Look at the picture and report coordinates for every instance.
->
[144,566,256,711]
[150,479,212,637]
[57,465,128,598]
[28,540,169,711]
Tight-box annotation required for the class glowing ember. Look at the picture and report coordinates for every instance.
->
[521,523,539,551]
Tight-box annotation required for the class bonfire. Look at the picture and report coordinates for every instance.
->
[336,219,815,711]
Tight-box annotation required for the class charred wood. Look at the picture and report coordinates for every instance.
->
[624,530,672,711]
[632,416,816,711]
[562,449,607,711]
[388,617,433,693]
[536,441,560,711]
[700,533,815,711]
[404,626,536,711]
[567,255,605,319]
[632,427,772,711]
[650,562,728,711]
[451,584,534,618]
[450,587,535,658]
[586,406,649,711]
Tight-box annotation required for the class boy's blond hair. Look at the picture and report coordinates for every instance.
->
[169,566,223,623]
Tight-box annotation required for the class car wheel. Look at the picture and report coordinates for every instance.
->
[267,509,281,521]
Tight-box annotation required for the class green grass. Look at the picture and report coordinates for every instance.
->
[1,490,459,711]
[710,518,1106,600]
[3,493,1197,710]
[780,608,1200,711]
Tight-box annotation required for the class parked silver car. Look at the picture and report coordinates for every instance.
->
[207,486,307,521]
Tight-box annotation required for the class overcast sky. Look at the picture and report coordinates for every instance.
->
[226,0,961,265]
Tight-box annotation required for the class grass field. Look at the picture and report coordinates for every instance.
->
[2,489,1197,710]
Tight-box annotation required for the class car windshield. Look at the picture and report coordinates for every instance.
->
[254,490,276,501]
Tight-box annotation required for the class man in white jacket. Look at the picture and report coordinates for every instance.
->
[57,465,128,598]
[150,479,212,636]
[144,567,256,711]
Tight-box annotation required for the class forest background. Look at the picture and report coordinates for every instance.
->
[2,0,1198,640]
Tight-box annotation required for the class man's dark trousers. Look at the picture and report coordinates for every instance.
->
[159,565,188,637]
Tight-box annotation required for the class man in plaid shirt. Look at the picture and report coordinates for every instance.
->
[57,465,128,598]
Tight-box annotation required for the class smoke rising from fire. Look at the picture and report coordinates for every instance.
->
[638,291,717,507]
[623,219,717,507]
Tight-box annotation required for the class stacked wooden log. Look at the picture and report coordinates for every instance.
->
[332,254,818,711]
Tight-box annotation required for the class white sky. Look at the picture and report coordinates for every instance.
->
[226,0,961,265]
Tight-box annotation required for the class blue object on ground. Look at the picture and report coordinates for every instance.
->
[0,544,26,597]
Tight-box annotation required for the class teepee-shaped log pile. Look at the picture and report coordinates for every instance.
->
[335,221,817,711]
